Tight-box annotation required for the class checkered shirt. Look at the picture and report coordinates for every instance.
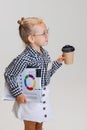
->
[4,45,62,97]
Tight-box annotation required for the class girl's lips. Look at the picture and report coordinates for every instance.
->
[45,38,48,43]
[45,41,48,44]
[45,39,48,42]
[46,40,48,42]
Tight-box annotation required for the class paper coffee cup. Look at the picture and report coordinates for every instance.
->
[62,45,75,64]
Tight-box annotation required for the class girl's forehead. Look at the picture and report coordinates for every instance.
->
[33,24,47,31]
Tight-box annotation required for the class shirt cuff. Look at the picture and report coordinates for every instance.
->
[53,61,62,69]
[10,86,22,97]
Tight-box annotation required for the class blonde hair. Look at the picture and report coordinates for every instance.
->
[17,17,46,44]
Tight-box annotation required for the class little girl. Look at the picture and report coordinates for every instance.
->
[4,17,64,130]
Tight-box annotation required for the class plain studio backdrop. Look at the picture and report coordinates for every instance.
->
[0,0,87,130]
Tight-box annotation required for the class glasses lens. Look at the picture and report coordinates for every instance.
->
[33,28,49,36]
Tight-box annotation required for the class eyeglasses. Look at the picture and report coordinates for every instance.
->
[33,29,49,37]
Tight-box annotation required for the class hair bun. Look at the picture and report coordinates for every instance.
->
[17,20,21,25]
[21,17,25,21]
[17,17,25,25]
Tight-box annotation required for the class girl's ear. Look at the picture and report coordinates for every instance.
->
[28,35,34,43]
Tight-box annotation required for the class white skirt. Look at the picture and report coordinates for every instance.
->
[12,86,52,123]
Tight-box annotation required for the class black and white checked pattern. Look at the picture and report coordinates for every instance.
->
[4,45,62,97]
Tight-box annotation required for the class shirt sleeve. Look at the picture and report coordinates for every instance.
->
[4,56,37,97]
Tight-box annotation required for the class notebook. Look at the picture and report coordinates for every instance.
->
[2,68,42,102]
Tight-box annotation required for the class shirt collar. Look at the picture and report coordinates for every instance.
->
[26,45,46,57]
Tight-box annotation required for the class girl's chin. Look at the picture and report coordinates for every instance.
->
[42,41,48,46]
[45,41,48,45]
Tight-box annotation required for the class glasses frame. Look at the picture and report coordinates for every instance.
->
[32,28,49,37]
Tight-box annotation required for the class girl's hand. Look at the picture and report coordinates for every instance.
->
[57,54,65,64]
[16,94,27,104]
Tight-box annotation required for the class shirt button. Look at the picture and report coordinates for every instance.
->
[43,101,46,104]
[43,87,46,90]
[43,107,46,110]
[44,114,47,118]
[42,94,45,97]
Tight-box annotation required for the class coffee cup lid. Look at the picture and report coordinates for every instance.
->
[62,45,75,52]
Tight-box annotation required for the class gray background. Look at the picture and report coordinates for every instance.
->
[0,0,87,130]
